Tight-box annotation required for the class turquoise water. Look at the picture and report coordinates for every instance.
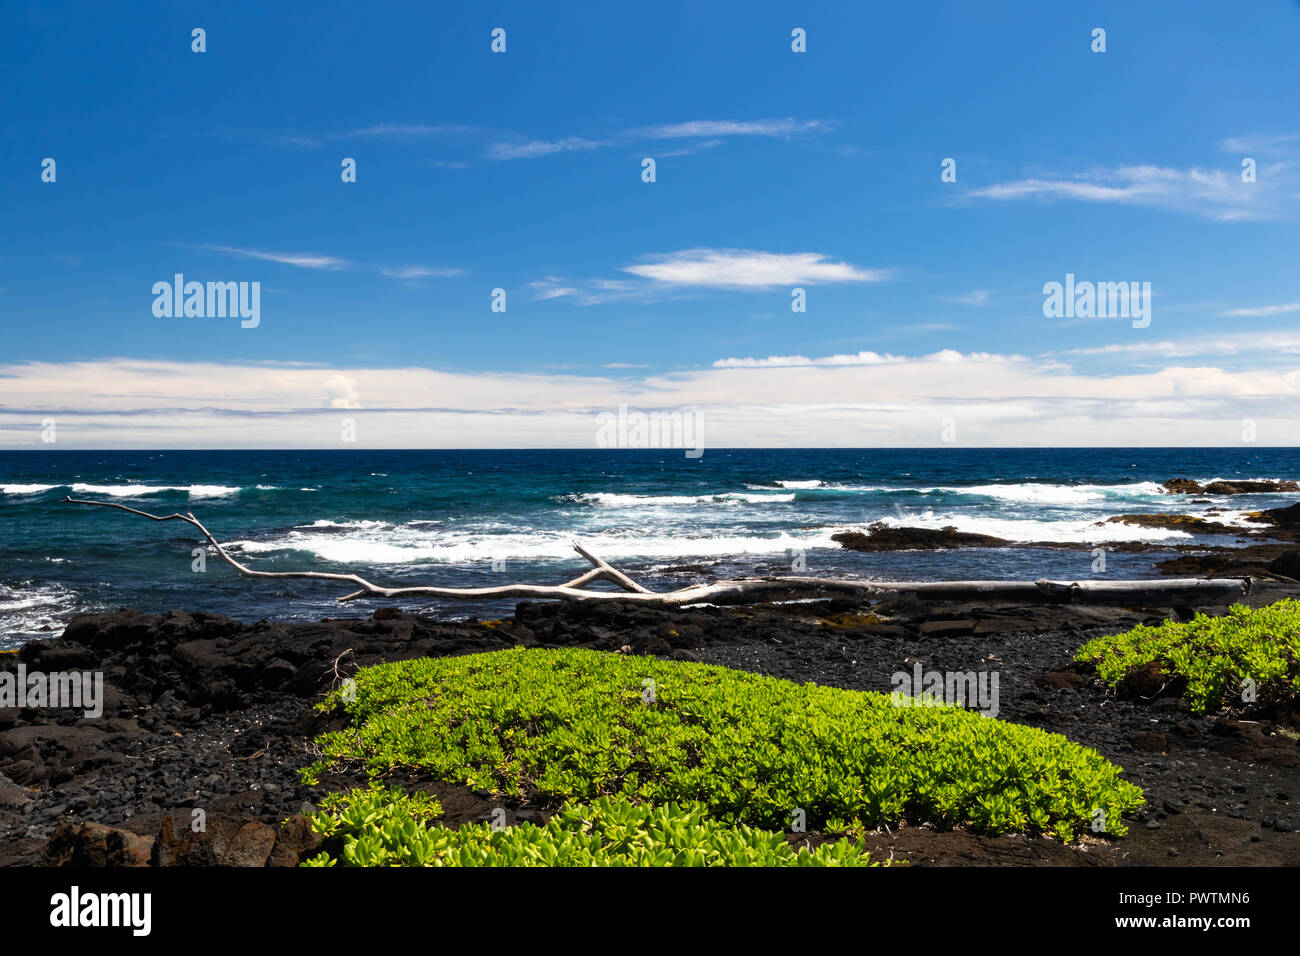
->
[2,447,1297,645]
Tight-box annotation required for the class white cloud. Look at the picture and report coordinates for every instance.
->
[341,124,471,138]
[635,119,830,140]
[324,374,362,409]
[965,163,1288,221]
[529,279,581,300]
[656,139,724,158]
[1061,331,1300,358]
[379,265,465,279]
[622,249,889,288]
[1219,133,1300,155]
[487,118,831,161]
[198,245,460,281]
[1221,301,1300,317]
[938,290,991,306]
[713,351,903,368]
[6,348,1298,448]
[201,245,350,270]
[487,137,607,160]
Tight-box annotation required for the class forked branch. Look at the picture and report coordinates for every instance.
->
[65,497,1252,608]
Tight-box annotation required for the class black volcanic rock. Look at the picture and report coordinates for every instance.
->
[1163,478,1299,495]
[833,523,1010,551]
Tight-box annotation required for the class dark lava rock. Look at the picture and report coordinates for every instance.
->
[858,624,907,639]
[1266,550,1300,581]
[1134,732,1168,753]
[1247,503,1300,543]
[917,619,977,637]
[834,524,1010,551]
[42,821,154,867]
[1106,513,1238,534]
[1163,478,1299,495]
[1116,659,1187,703]
[155,813,279,867]
[5,588,1300,868]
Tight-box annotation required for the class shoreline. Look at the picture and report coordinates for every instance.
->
[3,580,1299,867]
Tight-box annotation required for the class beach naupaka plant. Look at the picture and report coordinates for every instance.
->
[1075,599,1300,715]
[305,646,1145,843]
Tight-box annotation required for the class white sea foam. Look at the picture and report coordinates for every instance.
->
[571,491,796,507]
[1,484,57,495]
[229,525,836,565]
[304,519,391,529]
[745,480,1169,504]
[68,483,241,498]
[1193,477,1299,491]
[960,483,1107,505]
[0,581,83,642]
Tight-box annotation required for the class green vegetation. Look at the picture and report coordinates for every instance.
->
[302,785,878,867]
[304,646,1143,844]
[1075,599,1300,715]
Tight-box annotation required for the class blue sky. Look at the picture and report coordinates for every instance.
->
[2,0,1299,447]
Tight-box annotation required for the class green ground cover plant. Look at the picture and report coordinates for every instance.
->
[1075,599,1300,715]
[302,785,878,866]
[305,646,1143,843]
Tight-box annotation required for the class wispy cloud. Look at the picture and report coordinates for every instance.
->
[529,279,581,300]
[656,139,724,158]
[902,322,961,332]
[201,245,350,270]
[200,245,460,282]
[1060,331,1300,358]
[937,290,991,306]
[256,117,832,164]
[1219,132,1300,156]
[487,136,608,160]
[634,119,831,140]
[487,118,831,161]
[379,265,465,280]
[1220,301,1300,317]
[965,161,1288,221]
[529,249,888,305]
[623,249,889,288]
[340,124,475,139]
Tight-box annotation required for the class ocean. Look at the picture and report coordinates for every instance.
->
[2,447,1297,647]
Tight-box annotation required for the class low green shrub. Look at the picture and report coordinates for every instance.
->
[301,786,878,867]
[305,646,1142,841]
[1075,599,1300,715]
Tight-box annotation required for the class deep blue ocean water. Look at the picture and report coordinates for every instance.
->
[2,447,1298,646]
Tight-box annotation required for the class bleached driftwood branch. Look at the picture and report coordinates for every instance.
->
[65,496,1252,607]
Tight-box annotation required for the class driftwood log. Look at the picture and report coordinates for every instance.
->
[65,496,1252,607]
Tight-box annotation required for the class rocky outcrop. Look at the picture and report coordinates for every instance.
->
[1242,502,1300,543]
[1162,478,1299,495]
[1105,513,1240,534]
[41,821,154,867]
[832,524,1011,551]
